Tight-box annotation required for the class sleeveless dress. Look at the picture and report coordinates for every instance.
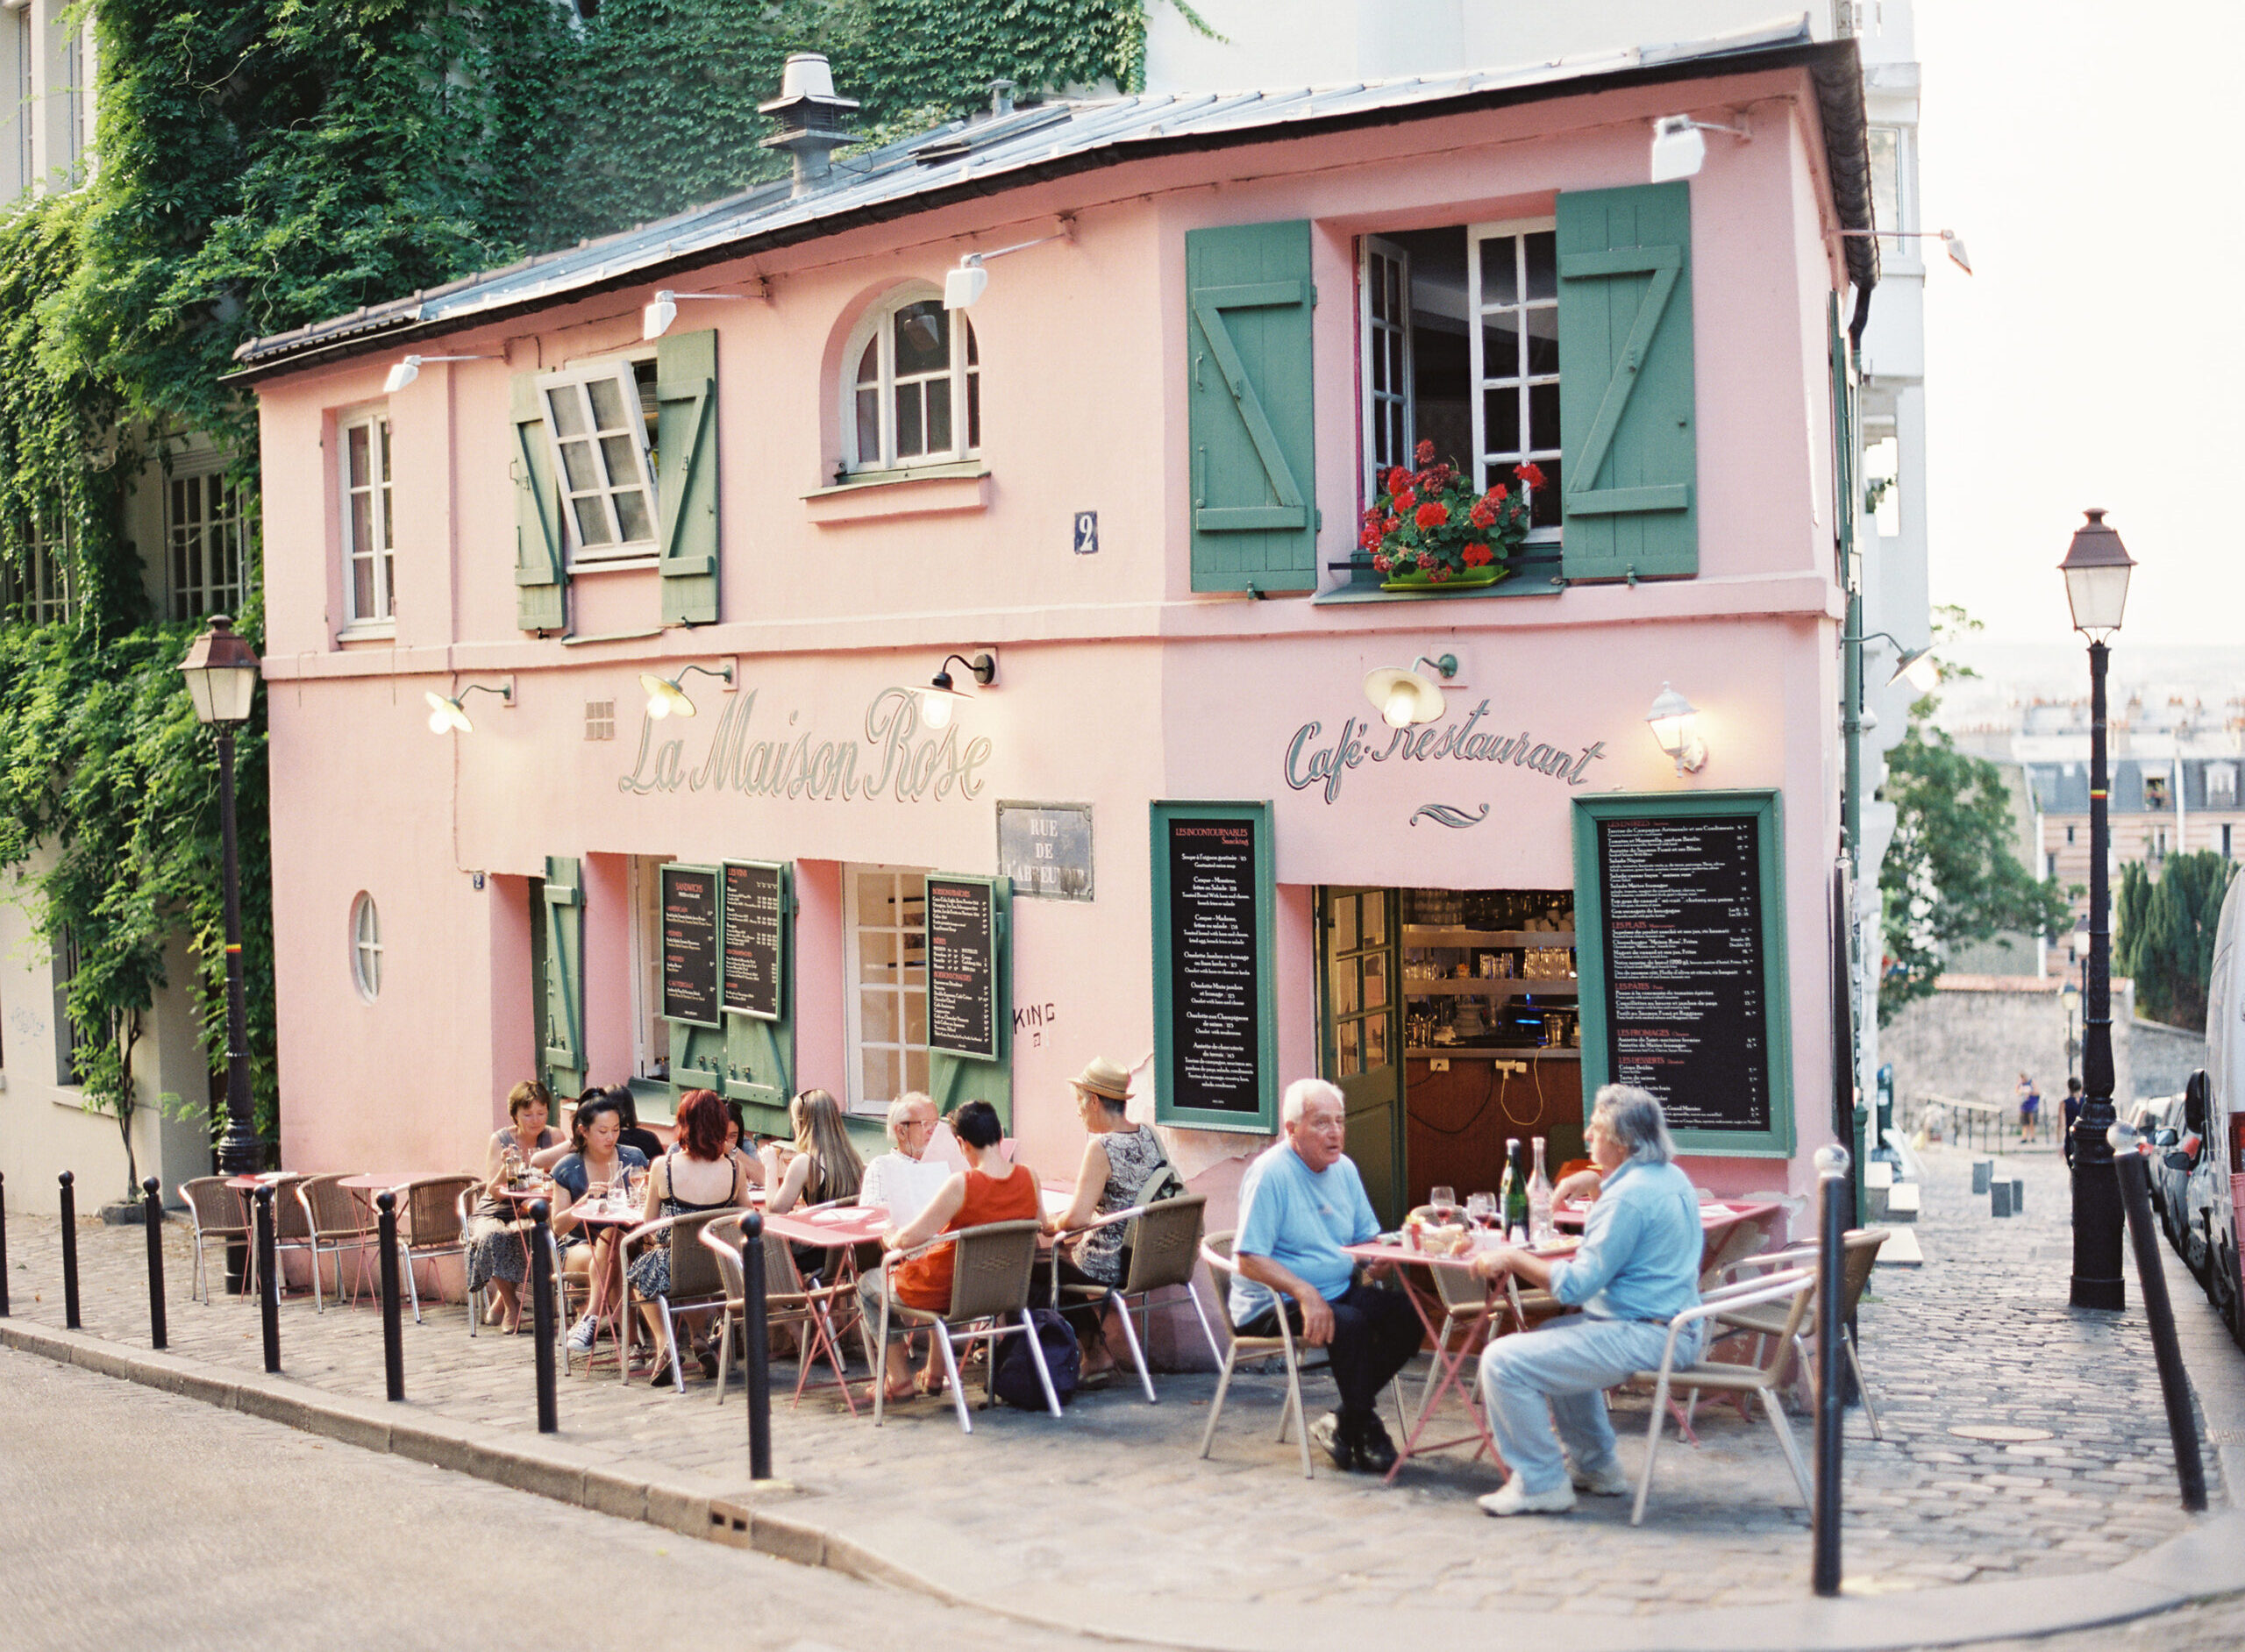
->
[894,1162,1040,1311]
[1073,1124,1165,1285]
[624,1148,738,1299]
[466,1126,563,1292]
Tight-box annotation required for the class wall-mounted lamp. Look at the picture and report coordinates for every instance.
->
[639,661,735,720]
[642,288,753,342]
[1646,681,1707,776]
[424,680,514,735]
[943,222,1074,310]
[1648,112,1750,183]
[383,353,500,394]
[918,652,996,728]
[1363,653,1458,730]
[1844,629,1941,692]
[1838,226,1971,275]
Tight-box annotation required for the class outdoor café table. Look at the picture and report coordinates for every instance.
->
[333,1173,427,1300]
[759,1203,888,1286]
[559,1194,648,1372]
[224,1171,297,1298]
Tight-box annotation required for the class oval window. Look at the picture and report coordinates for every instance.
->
[351,893,382,1000]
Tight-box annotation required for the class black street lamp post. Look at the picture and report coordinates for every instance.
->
[2059,510,2135,1312]
[180,616,263,1291]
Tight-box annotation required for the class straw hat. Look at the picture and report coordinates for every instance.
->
[1069,1056,1133,1104]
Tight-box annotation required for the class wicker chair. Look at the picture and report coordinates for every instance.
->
[295,1173,371,1311]
[260,1173,313,1300]
[1195,1230,1318,1478]
[391,1174,477,1322]
[180,1176,251,1304]
[866,1219,1056,1434]
[1050,1193,1220,1403]
[699,1213,861,1415]
[619,1208,735,1396]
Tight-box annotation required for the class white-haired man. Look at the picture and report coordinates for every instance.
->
[859,1091,948,1221]
[1232,1078,1422,1473]
[1468,1084,1704,1515]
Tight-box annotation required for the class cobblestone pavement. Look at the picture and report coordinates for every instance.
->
[0,1143,2225,1619]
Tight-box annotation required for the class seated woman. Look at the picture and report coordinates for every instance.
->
[1042,1057,1169,1382]
[611,1086,667,1164]
[759,1087,866,1214]
[625,1088,756,1386]
[530,1086,602,1172]
[549,1093,650,1353]
[860,1100,1039,1403]
[717,1098,767,1190]
[465,1080,564,1333]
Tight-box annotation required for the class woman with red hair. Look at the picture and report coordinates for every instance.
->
[626,1088,754,1386]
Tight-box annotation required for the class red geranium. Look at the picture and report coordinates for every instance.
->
[1468,502,1495,530]
[1461,542,1493,567]
[1361,449,1530,587]
[1391,488,1417,513]
[1386,466,1413,495]
[1415,439,1436,466]
[1415,502,1449,530]
[1514,461,1546,491]
[1484,484,1510,506]
[1372,552,1391,573]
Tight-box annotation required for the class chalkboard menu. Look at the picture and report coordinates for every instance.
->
[659,863,721,1029]
[722,860,785,1021]
[1572,793,1790,1153]
[1152,804,1275,1127]
[926,876,998,1060]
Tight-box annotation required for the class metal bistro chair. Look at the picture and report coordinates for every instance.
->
[1196,1230,1318,1478]
[1709,1228,1892,1439]
[294,1173,370,1311]
[1051,1193,1222,1404]
[1628,1267,1816,1526]
[867,1219,1057,1434]
[180,1176,252,1304]
[255,1173,314,1300]
[392,1175,478,1322]
[700,1214,861,1415]
[619,1208,734,1396]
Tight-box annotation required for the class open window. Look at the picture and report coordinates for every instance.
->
[536,357,659,562]
[842,290,980,474]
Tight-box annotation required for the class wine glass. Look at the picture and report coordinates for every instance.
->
[1428,1185,1457,1227]
[1465,1192,1495,1232]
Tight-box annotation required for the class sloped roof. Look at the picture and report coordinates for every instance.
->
[231,19,1872,381]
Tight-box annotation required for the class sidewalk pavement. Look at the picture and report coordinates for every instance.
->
[3,1145,2240,1651]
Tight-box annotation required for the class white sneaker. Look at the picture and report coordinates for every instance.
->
[1569,1458,1633,1497]
[566,1314,598,1353]
[1478,1477,1577,1516]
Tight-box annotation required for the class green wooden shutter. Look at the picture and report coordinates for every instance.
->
[1186,220,1317,594]
[512,373,567,631]
[655,328,719,627]
[540,857,586,1099]
[926,876,1012,1131]
[1828,293,1857,585]
[721,863,795,1133]
[1556,183,1698,581]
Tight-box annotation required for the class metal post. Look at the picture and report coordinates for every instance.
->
[741,1211,771,1480]
[1,1169,11,1318]
[2110,1124,2207,1510]
[254,1185,279,1373]
[58,1171,80,1329]
[2071,640,2125,1309]
[142,1177,167,1350]
[376,1192,403,1401]
[530,1200,557,1434]
[212,723,260,1292]
[1813,1143,1850,1598]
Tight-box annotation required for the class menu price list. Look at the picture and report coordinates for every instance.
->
[660,865,721,1027]
[926,878,997,1060]
[1597,815,1769,1133]
[722,862,783,1020]
[1165,817,1263,1114]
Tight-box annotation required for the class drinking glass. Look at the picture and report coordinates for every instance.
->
[1465,1192,1495,1231]
[1428,1185,1457,1226]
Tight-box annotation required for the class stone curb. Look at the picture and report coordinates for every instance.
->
[5,1315,2241,1651]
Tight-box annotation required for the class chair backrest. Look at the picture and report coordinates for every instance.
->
[180,1177,245,1235]
[944,1219,1042,1321]
[1838,1228,1890,1319]
[399,1175,477,1244]
[1743,1271,1816,1370]
[1118,1193,1208,1296]
[1200,1229,1245,1339]
[297,1172,361,1236]
[656,1207,732,1300]
[267,1173,312,1240]
[700,1213,748,1304]
[1429,1254,1488,1312]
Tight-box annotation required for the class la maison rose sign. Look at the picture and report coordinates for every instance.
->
[621,686,992,804]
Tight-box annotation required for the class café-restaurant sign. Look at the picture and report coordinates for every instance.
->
[621,686,993,804]
[1284,697,1606,805]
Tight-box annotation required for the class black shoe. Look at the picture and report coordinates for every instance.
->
[1351,1414,1398,1475]
[650,1358,677,1389]
[1309,1409,1355,1471]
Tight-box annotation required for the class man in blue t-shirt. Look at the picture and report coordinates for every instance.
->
[1233,1079,1422,1473]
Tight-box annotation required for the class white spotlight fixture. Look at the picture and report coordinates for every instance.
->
[424,680,513,736]
[1838,227,1973,275]
[941,221,1074,311]
[917,652,996,728]
[383,352,498,394]
[1648,112,1750,182]
[1646,681,1707,776]
[641,288,751,342]
[639,661,735,720]
[1363,653,1458,730]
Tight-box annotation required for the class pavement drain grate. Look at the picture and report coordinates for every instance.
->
[1948,1425,2058,1442]
[2207,1429,2245,1445]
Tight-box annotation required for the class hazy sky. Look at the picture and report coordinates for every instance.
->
[1917,0,2244,647]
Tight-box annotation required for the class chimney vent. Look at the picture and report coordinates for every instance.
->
[759,53,860,197]
[988,79,1016,118]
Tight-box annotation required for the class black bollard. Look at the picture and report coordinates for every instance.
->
[58,1171,80,1330]
[530,1200,557,1435]
[142,1177,167,1350]
[740,1211,771,1480]
[376,1193,403,1401]
[2110,1124,2208,1512]
[254,1185,280,1373]
[1812,1144,1850,1598]
[1,1168,11,1318]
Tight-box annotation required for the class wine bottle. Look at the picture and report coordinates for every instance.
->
[1503,1136,1529,1242]
[1528,1136,1554,1243]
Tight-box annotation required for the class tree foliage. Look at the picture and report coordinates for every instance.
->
[2117,850,2236,1031]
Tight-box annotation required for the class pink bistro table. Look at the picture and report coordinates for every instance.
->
[554,1196,651,1372]
[337,1174,438,1301]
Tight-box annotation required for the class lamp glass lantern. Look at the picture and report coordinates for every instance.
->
[1646,681,1707,775]
[178,616,260,725]
[2058,508,2135,637]
[917,652,995,729]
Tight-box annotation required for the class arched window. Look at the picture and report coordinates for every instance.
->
[351,893,382,1001]
[843,290,980,474]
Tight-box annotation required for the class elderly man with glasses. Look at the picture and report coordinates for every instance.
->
[1468,1084,1704,1516]
[859,1091,950,1222]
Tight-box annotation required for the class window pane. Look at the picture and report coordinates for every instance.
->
[547,388,587,439]
[894,381,924,458]
[1371,338,1386,393]
[350,493,373,561]
[1336,1019,1360,1078]
[894,303,947,375]
[599,433,638,485]
[861,1045,901,1107]
[964,320,978,367]
[1529,381,1561,451]
[856,388,880,463]
[347,425,369,489]
[1484,388,1522,454]
[860,987,898,1044]
[966,371,980,450]
[352,551,374,619]
[586,374,628,431]
[1479,238,1518,305]
[859,927,898,982]
[1363,890,1386,939]
[1361,955,1386,1010]
[611,489,652,543]
[1333,960,1359,1015]
[858,339,880,388]
[1365,1014,1388,1067]
[905,1047,929,1094]
[904,989,927,1045]
[926,377,951,452]
[1524,231,1557,300]
[1529,459,1562,529]
[1525,306,1559,374]
[558,438,601,493]
[1481,317,1520,381]
[571,495,614,545]
[855,870,893,914]
[379,420,392,483]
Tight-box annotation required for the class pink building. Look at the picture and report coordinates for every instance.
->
[233,32,1878,1260]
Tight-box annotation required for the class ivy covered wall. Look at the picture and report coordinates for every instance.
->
[0,0,1179,1160]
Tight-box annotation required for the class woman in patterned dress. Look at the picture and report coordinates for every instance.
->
[465,1081,564,1332]
[1044,1056,1172,1382]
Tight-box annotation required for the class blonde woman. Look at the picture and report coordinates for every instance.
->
[759,1087,866,1214]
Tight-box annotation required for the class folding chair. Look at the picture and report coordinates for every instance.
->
[1051,1193,1221,1403]
[866,1219,1056,1434]
[699,1213,860,1415]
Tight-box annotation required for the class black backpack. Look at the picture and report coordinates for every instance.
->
[993,1308,1080,1409]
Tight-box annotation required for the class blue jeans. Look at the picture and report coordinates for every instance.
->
[1477,1314,1700,1493]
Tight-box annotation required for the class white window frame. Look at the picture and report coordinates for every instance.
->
[841,865,930,1117]
[1466,217,1563,540]
[1866,125,1918,269]
[4,509,73,623]
[338,408,396,631]
[840,287,980,475]
[350,894,381,1001]
[536,355,659,566]
[167,465,247,622]
[1359,235,1414,503]
[2208,763,2238,808]
[628,855,673,1083]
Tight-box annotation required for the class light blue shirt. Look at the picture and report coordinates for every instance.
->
[1545,1157,1702,1324]
[1229,1141,1379,1321]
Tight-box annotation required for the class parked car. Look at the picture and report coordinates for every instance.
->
[2167,872,2245,1347]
